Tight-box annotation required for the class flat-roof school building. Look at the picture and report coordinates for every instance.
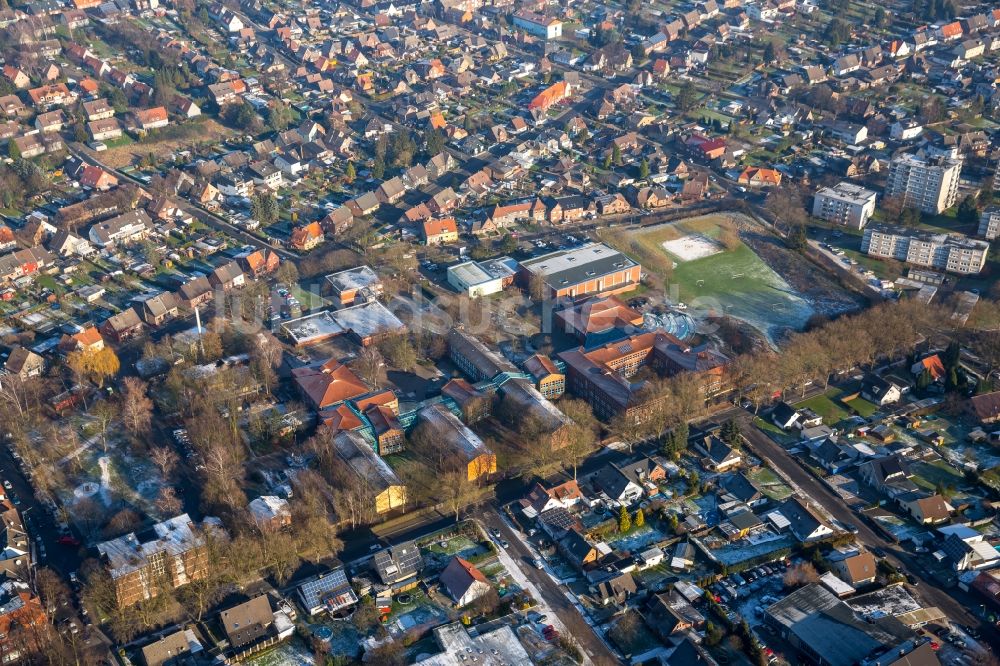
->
[518,243,641,299]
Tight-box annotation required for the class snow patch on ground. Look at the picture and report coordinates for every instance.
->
[662,234,724,262]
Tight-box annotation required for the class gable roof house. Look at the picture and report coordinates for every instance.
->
[5,346,45,378]
[219,595,291,657]
[289,222,324,251]
[592,572,637,607]
[139,292,179,326]
[695,436,742,472]
[177,276,214,309]
[831,551,877,587]
[558,530,599,570]
[139,628,203,666]
[131,106,169,133]
[858,455,916,498]
[208,261,245,292]
[896,491,951,525]
[88,210,153,248]
[439,557,492,607]
[861,375,901,406]
[100,308,144,343]
[772,497,833,542]
[771,402,800,430]
[966,390,1000,424]
[520,480,585,518]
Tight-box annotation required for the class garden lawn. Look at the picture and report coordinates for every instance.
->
[748,467,792,501]
[753,417,798,446]
[911,460,964,491]
[844,397,879,418]
[795,390,851,425]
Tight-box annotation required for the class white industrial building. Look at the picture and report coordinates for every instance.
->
[446,257,518,298]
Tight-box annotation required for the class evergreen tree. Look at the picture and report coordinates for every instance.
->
[720,420,742,446]
[957,194,979,224]
[946,366,959,392]
[916,368,932,391]
[688,471,700,495]
[344,161,356,184]
[763,41,776,63]
[638,158,650,179]
[676,80,698,112]
[618,505,631,533]
[943,340,961,369]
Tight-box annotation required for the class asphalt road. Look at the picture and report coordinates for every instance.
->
[0,444,83,578]
[738,418,998,644]
[480,507,622,666]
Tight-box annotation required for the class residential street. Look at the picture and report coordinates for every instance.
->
[480,507,622,666]
[738,417,998,645]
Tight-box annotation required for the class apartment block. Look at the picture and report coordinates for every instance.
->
[812,182,877,229]
[96,514,221,608]
[978,205,1000,240]
[861,224,989,274]
[884,153,961,214]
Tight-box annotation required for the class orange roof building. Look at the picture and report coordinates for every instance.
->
[292,359,370,410]
[556,295,644,341]
[79,165,118,190]
[912,354,946,381]
[289,221,324,251]
[353,389,399,415]
[528,81,570,113]
[737,166,782,187]
[61,326,105,353]
[133,106,169,130]
[422,217,458,244]
[240,249,280,277]
[319,403,365,431]
[78,78,100,95]
[940,21,963,40]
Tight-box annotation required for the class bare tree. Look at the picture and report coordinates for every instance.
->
[119,377,153,437]
[150,447,180,479]
[90,401,118,453]
[154,486,183,516]
[783,562,820,588]
[353,345,384,389]
[557,399,600,480]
